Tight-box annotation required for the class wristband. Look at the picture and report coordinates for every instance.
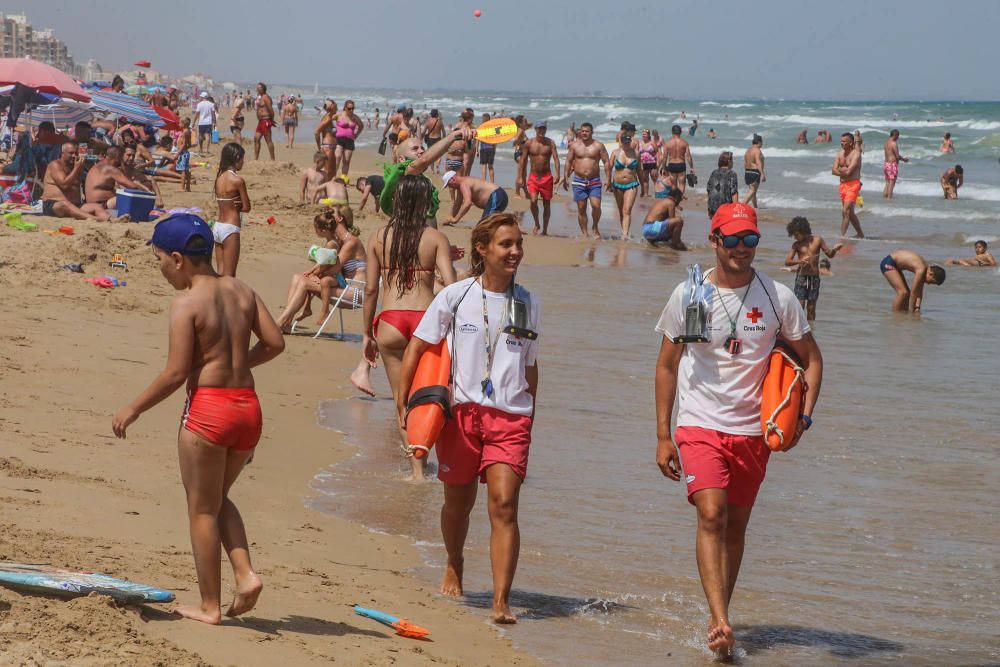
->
[801,414,813,430]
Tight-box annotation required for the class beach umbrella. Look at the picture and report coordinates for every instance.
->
[20,102,93,130]
[0,58,90,102]
[134,60,151,68]
[89,90,162,126]
[152,106,180,132]
[125,84,149,96]
[0,84,59,105]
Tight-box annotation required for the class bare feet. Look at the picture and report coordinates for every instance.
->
[440,559,464,597]
[174,603,222,625]
[591,231,602,240]
[532,226,541,236]
[708,621,735,659]
[314,311,330,326]
[225,571,263,617]
[349,364,376,397]
[492,600,517,624]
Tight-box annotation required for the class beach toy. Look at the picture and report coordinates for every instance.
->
[856,195,865,208]
[405,341,452,458]
[61,263,84,273]
[267,216,276,225]
[308,245,338,265]
[85,277,115,288]
[58,225,75,235]
[109,254,129,271]
[353,605,430,639]
[476,117,518,145]
[760,341,807,452]
[474,9,481,16]
[5,212,36,231]
[0,562,174,604]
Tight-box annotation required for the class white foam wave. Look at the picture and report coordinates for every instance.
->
[689,145,834,159]
[758,113,1000,131]
[890,180,1000,201]
[700,101,720,106]
[866,206,995,221]
[961,233,999,244]
[758,194,838,210]
[722,103,755,108]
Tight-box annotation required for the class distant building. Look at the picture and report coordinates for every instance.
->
[1,12,77,75]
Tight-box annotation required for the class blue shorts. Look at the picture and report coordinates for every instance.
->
[481,187,509,219]
[880,254,897,274]
[175,151,190,172]
[198,124,212,138]
[572,176,602,202]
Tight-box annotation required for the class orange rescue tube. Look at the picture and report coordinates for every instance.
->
[405,341,452,458]
[760,341,807,452]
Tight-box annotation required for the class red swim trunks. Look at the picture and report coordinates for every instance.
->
[255,118,275,136]
[527,172,554,201]
[839,179,862,203]
[883,161,898,181]
[182,387,262,451]
[674,426,770,508]
[437,403,532,485]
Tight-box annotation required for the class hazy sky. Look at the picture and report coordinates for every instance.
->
[15,0,999,100]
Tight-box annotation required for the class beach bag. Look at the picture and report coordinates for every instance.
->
[1,178,32,204]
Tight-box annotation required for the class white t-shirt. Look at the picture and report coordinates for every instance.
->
[414,277,540,416]
[196,100,216,126]
[655,269,809,435]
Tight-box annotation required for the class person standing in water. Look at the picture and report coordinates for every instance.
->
[742,135,765,208]
[608,126,642,239]
[213,143,250,277]
[832,133,863,237]
[879,249,946,312]
[562,122,611,239]
[397,213,540,624]
[517,120,560,236]
[653,202,824,658]
[882,129,909,199]
[664,124,695,195]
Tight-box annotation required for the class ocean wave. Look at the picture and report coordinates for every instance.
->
[890,180,1000,201]
[689,145,834,159]
[960,233,999,244]
[758,114,1000,131]
[866,206,996,221]
[700,101,720,106]
[758,194,839,210]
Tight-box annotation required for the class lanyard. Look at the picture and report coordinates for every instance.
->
[715,271,755,339]
[479,278,506,398]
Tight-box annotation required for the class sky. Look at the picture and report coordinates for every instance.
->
[10,0,999,100]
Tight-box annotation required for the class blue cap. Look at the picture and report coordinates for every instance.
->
[148,213,214,255]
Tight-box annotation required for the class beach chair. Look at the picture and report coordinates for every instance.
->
[291,278,366,340]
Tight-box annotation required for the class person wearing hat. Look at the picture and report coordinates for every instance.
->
[195,92,217,156]
[441,170,508,225]
[652,202,824,658]
[113,213,285,624]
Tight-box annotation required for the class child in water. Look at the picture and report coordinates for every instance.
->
[784,216,843,320]
[112,213,285,623]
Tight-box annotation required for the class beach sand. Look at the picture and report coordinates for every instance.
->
[0,141,582,665]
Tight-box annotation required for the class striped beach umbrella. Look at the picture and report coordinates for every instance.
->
[20,103,93,130]
[88,90,163,126]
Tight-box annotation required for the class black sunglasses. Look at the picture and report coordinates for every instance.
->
[716,233,761,249]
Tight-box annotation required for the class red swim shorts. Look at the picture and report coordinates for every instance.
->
[527,172,554,201]
[839,179,862,204]
[255,118,275,136]
[436,403,532,485]
[182,387,262,451]
[674,426,770,507]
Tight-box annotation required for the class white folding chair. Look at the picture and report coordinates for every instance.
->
[292,278,366,339]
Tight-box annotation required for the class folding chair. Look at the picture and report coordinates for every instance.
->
[291,278,366,339]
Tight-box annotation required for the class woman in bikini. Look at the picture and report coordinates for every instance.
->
[638,129,660,197]
[363,175,457,480]
[333,99,364,178]
[213,143,250,277]
[609,130,642,239]
[315,100,338,175]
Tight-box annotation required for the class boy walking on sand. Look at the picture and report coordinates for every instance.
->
[112,213,285,624]
[176,118,193,192]
[784,216,843,320]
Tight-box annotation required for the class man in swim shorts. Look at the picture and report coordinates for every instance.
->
[941,165,963,199]
[113,213,285,624]
[253,82,276,161]
[663,124,695,195]
[441,171,508,224]
[880,249,946,312]
[518,120,560,235]
[742,135,765,208]
[946,240,996,267]
[562,122,611,239]
[653,202,824,658]
[642,187,686,250]
[881,129,908,199]
[40,142,105,220]
[832,132,864,237]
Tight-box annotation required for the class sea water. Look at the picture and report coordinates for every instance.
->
[304,94,999,665]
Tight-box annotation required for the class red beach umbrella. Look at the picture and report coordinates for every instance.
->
[0,58,90,102]
[134,60,151,68]
[153,105,181,131]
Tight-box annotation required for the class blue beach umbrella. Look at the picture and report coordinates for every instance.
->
[20,103,93,130]
[89,90,163,126]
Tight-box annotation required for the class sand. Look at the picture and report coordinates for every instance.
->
[0,140,564,666]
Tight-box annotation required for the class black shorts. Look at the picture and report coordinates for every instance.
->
[42,199,59,216]
[642,163,657,171]
[479,145,496,165]
[745,169,761,186]
[198,124,213,138]
[336,137,355,151]
[667,162,686,174]
[426,136,439,147]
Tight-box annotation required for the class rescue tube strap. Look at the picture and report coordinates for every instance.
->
[405,385,453,420]
[763,347,807,448]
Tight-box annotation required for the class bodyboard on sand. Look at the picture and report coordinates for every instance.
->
[0,562,175,603]
[476,117,518,145]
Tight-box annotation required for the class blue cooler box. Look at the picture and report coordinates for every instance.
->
[211,128,219,144]
[116,188,156,222]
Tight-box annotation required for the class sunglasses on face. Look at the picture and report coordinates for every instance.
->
[717,233,761,249]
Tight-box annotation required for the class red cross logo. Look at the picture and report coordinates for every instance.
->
[746,307,763,323]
